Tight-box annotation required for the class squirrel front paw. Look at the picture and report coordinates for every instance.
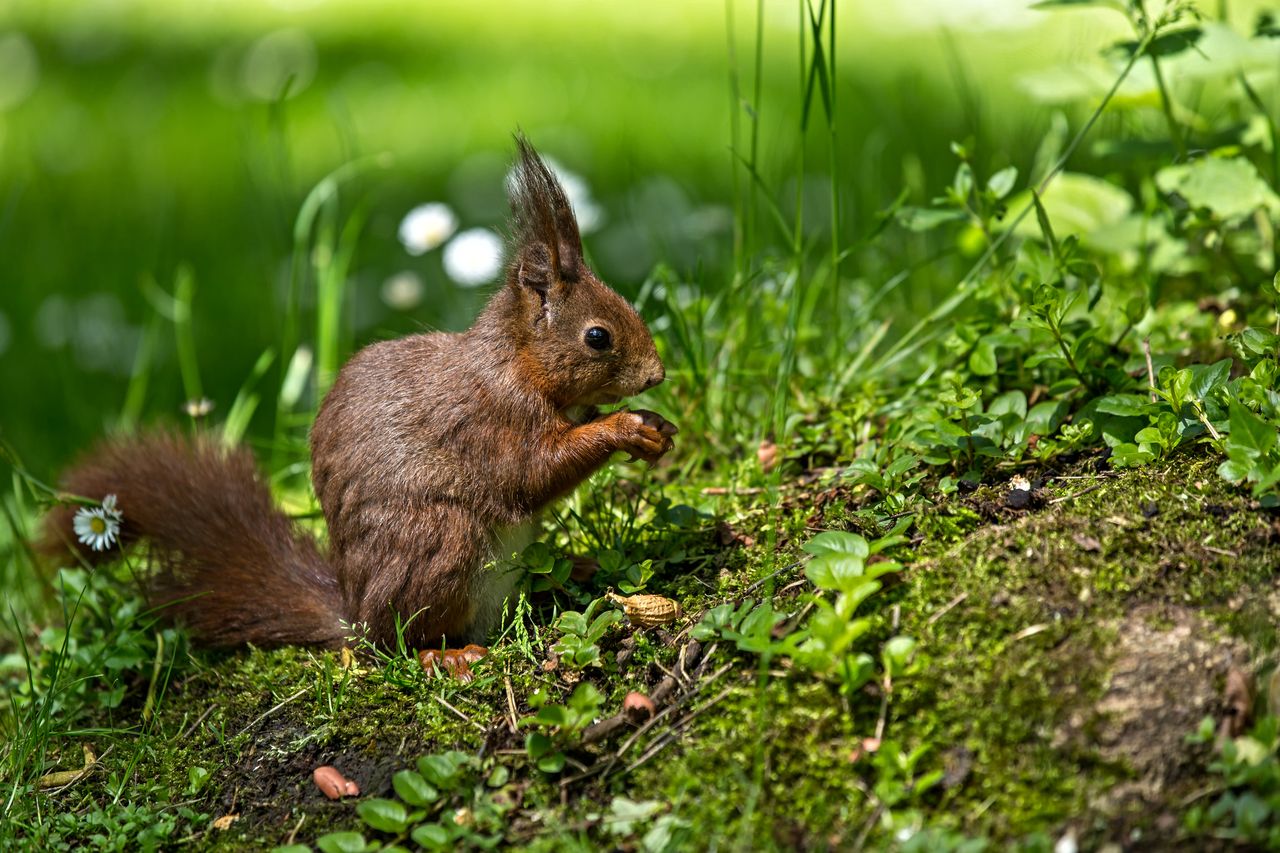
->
[612,409,677,464]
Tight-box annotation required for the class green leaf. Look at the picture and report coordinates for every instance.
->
[520,541,553,571]
[525,731,552,758]
[1093,394,1154,417]
[1110,442,1155,468]
[1188,358,1232,402]
[187,765,210,795]
[1227,401,1277,457]
[1010,173,1132,241]
[988,390,1027,418]
[556,611,588,638]
[839,653,876,693]
[567,682,605,714]
[802,531,870,560]
[604,797,666,836]
[895,206,966,232]
[415,752,469,789]
[411,824,453,851]
[316,832,371,853]
[392,770,438,807]
[1031,0,1126,9]
[805,555,871,594]
[1155,156,1279,222]
[586,609,623,643]
[968,338,997,376]
[533,705,570,728]
[882,636,917,677]
[1110,27,1203,59]
[356,798,409,834]
[1239,327,1280,356]
[537,751,566,774]
[987,166,1018,199]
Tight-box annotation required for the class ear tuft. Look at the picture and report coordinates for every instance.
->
[509,134,583,285]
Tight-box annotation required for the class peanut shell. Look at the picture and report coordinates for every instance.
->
[607,592,681,627]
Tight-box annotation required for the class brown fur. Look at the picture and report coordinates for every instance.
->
[41,137,675,651]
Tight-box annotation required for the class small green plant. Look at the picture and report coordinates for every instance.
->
[691,531,914,699]
[1184,715,1280,846]
[789,531,914,697]
[518,542,573,593]
[550,599,624,669]
[290,751,511,853]
[28,801,209,852]
[520,683,605,774]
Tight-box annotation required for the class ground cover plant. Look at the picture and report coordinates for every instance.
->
[5,0,1280,848]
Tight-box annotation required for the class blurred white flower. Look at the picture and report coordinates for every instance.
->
[183,398,215,418]
[73,494,123,552]
[381,270,424,310]
[35,294,71,348]
[443,228,504,287]
[546,158,604,233]
[398,202,458,256]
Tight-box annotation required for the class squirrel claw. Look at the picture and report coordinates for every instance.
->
[419,644,488,681]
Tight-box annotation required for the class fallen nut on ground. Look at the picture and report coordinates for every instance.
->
[622,691,656,722]
[313,765,360,799]
[606,592,682,627]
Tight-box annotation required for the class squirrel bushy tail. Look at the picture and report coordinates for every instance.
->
[41,432,347,648]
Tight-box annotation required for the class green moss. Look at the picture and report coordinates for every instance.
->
[8,453,1276,850]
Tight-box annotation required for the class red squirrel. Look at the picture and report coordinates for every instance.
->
[42,138,677,658]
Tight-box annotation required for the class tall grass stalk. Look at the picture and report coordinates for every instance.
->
[171,266,203,409]
[272,154,388,473]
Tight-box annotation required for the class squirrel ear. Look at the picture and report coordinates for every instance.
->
[514,242,564,306]
[508,134,584,295]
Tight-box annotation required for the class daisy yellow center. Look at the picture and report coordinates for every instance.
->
[89,517,107,534]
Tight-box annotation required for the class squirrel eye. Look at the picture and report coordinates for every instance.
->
[584,326,612,351]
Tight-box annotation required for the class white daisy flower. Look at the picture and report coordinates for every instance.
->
[398,202,458,256]
[73,494,122,552]
[442,228,504,287]
[380,270,424,311]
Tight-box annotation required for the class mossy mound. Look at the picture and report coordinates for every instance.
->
[9,452,1276,850]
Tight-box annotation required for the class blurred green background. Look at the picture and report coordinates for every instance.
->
[0,0,1225,475]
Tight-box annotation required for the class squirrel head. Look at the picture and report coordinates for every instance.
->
[499,136,665,409]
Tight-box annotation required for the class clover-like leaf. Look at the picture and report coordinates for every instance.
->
[356,798,410,834]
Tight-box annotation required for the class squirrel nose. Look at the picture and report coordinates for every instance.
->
[643,368,664,390]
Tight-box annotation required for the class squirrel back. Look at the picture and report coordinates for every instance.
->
[42,136,675,651]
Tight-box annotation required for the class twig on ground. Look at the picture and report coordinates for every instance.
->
[504,676,519,733]
[851,776,887,852]
[286,814,306,846]
[38,744,111,793]
[925,593,968,627]
[624,685,736,774]
[1049,483,1102,505]
[434,695,486,733]
[179,704,219,741]
[743,560,803,596]
[236,688,307,738]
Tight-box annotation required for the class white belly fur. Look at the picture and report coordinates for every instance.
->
[468,520,537,642]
